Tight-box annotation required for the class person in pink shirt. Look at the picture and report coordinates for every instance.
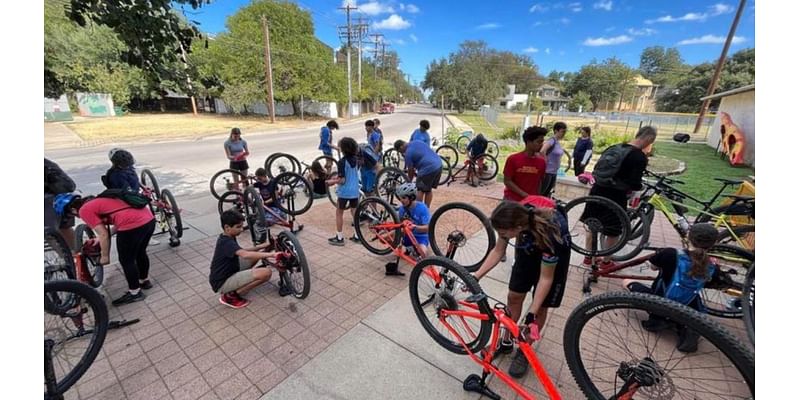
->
[57,194,156,306]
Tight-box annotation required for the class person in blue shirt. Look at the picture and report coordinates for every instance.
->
[572,126,594,176]
[465,133,489,186]
[327,137,361,246]
[409,119,431,146]
[372,118,384,156]
[318,120,340,173]
[103,148,140,192]
[361,120,381,194]
[383,183,431,276]
[393,139,443,208]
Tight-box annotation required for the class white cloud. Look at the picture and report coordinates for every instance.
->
[477,22,501,30]
[559,17,571,25]
[710,3,734,15]
[593,0,613,11]
[627,27,657,36]
[405,4,420,13]
[569,2,582,12]
[545,48,551,54]
[530,3,548,13]
[677,34,745,45]
[373,14,411,30]
[523,47,539,53]
[409,33,418,43]
[358,2,394,15]
[533,21,544,27]
[392,38,407,45]
[583,34,633,46]
[604,26,615,32]
[341,0,356,7]
[647,3,735,24]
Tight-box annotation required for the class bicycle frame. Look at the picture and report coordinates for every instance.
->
[367,219,427,265]
[445,157,482,186]
[643,172,746,224]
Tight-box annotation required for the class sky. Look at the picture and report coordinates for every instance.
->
[182,0,756,87]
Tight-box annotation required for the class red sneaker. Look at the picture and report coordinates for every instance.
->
[581,256,593,267]
[219,292,250,309]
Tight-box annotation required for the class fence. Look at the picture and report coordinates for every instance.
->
[479,105,499,127]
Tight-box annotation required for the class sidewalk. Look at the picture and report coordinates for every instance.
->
[45,122,85,150]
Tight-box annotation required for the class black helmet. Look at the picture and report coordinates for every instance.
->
[688,223,719,249]
[108,148,135,168]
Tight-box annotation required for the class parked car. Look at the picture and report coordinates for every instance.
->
[379,102,395,114]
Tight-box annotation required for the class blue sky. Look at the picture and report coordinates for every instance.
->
[184,0,756,86]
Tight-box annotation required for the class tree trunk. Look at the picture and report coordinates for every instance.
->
[291,98,301,117]
[159,94,166,112]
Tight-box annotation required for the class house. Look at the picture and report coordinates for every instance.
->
[499,84,530,110]
[701,84,755,166]
[534,84,569,111]
[617,75,657,112]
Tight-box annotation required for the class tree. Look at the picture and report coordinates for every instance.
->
[568,91,593,112]
[568,58,636,110]
[639,46,689,87]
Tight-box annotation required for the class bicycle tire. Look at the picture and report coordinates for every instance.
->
[45,227,76,281]
[160,189,183,246]
[74,224,104,287]
[428,202,496,272]
[140,169,160,198]
[695,203,755,224]
[486,141,499,158]
[382,148,405,169]
[311,155,339,178]
[276,231,311,299]
[717,224,755,250]
[456,135,470,154]
[704,244,753,319]
[270,172,313,216]
[435,145,459,169]
[243,186,268,244]
[44,279,109,397]
[265,153,301,179]
[605,207,652,262]
[563,195,631,257]
[375,166,409,206]
[353,197,401,256]
[217,190,245,216]
[742,265,754,345]
[209,169,247,200]
[473,153,499,181]
[437,156,452,186]
[408,256,492,355]
[563,291,754,400]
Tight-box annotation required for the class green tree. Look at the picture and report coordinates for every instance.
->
[568,91,593,112]
[639,46,690,87]
[569,58,637,110]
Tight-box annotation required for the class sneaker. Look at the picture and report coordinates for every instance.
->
[219,292,250,309]
[111,290,146,306]
[349,235,361,243]
[508,348,530,378]
[496,339,514,355]
[677,327,699,353]
[139,280,153,290]
[641,316,672,332]
[582,256,593,267]
[328,236,345,246]
[726,298,742,312]
[278,283,293,297]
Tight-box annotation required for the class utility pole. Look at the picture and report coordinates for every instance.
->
[261,16,276,123]
[693,0,747,133]
[338,4,357,118]
[370,33,383,79]
[354,17,369,94]
[177,41,198,116]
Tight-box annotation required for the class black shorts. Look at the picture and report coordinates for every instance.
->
[508,244,571,308]
[578,185,628,237]
[416,168,442,193]
[230,160,249,171]
[337,197,359,210]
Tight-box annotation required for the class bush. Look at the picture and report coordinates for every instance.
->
[500,126,520,140]
[444,127,463,146]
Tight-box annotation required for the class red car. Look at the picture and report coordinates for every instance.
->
[379,102,395,114]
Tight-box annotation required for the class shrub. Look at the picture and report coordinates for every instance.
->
[500,126,520,140]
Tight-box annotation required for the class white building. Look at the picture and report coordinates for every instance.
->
[701,84,755,166]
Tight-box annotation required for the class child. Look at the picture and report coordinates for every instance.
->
[572,126,593,176]
[384,183,431,276]
[252,168,287,225]
[103,148,140,191]
[304,161,328,199]
[372,118,384,156]
[327,137,361,246]
[465,133,489,185]
[359,143,379,196]
[319,120,340,173]
[623,223,721,353]
[209,210,284,309]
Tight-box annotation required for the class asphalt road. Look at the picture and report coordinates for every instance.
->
[45,104,450,202]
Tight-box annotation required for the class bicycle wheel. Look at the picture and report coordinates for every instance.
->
[435,145,459,169]
[217,190,245,216]
[382,148,405,169]
[703,244,753,319]
[209,169,247,200]
[563,196,630,257]
[243,187,268,244]
[74,224,103,287]
[44,279,109,398]
[473,154,498,181]
[353,197,401,256]
[140,168,161,197]
[45,227,76,281]
[429,202,495,272]
[312,155,339,178]
[563,291,754,400]
[270,172,313,216]
[742,265,754,345]
[160,189,183,246]
[605,207,652,262]
[438,156,453,186]
[265,153,301,179]
[375,166,409,206]
[486,141,499,158]
[717,224,755,251]
[276,231,311,299]
[408,256,492,355]
[456,135,470,154]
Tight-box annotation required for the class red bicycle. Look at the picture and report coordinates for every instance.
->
[140,169,183,247]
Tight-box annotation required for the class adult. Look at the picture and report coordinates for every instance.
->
[409,119,431,146]
[362,120,381,195]
[580,126,657,268]
[473,196,571,378]
[45,158,77,248]
[319,120,340,174]
[393,139,442,208]
[572,126,594,176]
[224,127,249,189]
[56,193,156,305]
[539,121,567,196]
[503,127,547,201]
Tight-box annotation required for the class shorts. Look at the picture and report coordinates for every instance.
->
[578,185,627,237]
[230,160,249,171]
[337,197,359,210]
[508,244,570,308]
[416,168,443,193]
[218,258,256,293]
[361,169,376,193]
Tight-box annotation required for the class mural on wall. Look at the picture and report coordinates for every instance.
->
[76,93,115,117]
[719,111,746,166]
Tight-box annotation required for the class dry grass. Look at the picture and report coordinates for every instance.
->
[64,113,327,141]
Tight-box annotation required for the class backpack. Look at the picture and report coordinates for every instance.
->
[591,144,635,190]
[45,158,76,195]
[96,188,150,209]
[659,250,715,306]
[358,143,378,169]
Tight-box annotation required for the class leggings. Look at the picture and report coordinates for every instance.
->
[573,158,586,176]
[540,173,557,197]
[116,219,156,290]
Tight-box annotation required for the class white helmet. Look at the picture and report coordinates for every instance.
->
[396,182,417,199]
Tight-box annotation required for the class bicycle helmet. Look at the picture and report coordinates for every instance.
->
[108,148,135,168]
[396,183,417,200]
[688,223,719,249]
[53,193,81,217]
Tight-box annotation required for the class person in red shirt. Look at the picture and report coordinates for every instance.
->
[503,126,547,201]
[59,194,156,306]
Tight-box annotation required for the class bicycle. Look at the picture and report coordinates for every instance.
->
[442,153,499,187]
[407,257,754,400]
[454,131,500,158]
[140,169,183,247]
[218,173,313,234]
[45,226,76,282]
[373,166,408,206]
[209,168,256,200]
[742,264,755,345]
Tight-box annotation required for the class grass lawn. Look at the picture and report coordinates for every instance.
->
[63,113,325,141]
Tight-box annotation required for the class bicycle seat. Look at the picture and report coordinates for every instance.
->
[714,177,744,185]
[722,194,754,203]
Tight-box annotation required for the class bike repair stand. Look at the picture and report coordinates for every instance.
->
[463,371,501,400]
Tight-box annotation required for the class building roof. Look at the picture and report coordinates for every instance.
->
[540,96,569,102]
[537,84,560,90]
[700,84,755,101]
[634,75,653,87]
